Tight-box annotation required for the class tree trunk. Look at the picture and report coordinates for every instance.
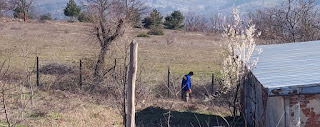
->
[232,81,240,126]
[94,45,108,81]
[23,8,26,22]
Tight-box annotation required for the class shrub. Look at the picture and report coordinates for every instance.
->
[39,63,76,75]
[147,27,164,35]
[142,17,152,28]
[137,33,150,37]
[78,11,90,22]
[40,13,52,21]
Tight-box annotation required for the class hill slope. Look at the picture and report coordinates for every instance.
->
[0,19,230,126]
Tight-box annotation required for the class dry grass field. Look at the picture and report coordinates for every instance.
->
[0,18,229,126]
[0,18,224,81]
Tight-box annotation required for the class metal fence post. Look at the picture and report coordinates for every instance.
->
[79,59,82,87]
[114,58,117,80]
[168,66,170,98]
[211,73,214,95]
[36,56,39,87]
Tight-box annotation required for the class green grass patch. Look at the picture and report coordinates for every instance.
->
[48,112,62,119]
[147,28,164,35]
[16,124,26,127]
[22,93,32,100]
[90,113,100,118]
[137,33,150,38]
[0,121,25,127]
[28,111,47,118]
[0,121,8,127]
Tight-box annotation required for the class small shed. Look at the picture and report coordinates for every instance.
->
[242,40,320,127]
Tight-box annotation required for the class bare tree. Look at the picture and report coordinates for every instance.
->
[184,12,208,32]
[86,0,125,84]
[251,0,320,43]
[124,0,146,27]
[85,0,145,85]
[295,0,320,42]
[0,0,7,10]
[209,13,226,33]
[10,0,34,21]
[0,0,9,16]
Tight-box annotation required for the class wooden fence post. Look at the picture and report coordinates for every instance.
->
[126,41,138,127]
[211,73,214,95]
[168,66,170,98]
[36,56,39,87]
[79,59,82,87]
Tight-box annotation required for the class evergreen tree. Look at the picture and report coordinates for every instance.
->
[142,17,152,28]
[142,9,163,29]
[164,10,184,29]
[64,0,80,21]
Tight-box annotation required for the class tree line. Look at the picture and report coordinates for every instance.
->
[0,0,90,22]
[250,0,320,43]
[1,0,320,42]
[185,0,320,44]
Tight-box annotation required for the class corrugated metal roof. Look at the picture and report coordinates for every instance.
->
[251,40,320,96]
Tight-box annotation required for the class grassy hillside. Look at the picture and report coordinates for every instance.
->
[0,18,229,126]
[0,18,224,83]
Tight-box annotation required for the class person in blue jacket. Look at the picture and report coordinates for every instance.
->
[181,71,193,102]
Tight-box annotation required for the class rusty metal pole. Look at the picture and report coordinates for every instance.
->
[126,41,138,127]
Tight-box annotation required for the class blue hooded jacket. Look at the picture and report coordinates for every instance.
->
[181,74,191,91]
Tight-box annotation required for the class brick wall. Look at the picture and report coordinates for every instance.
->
[289,94,320,127]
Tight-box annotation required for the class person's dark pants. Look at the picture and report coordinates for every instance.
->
[181,90,190,102]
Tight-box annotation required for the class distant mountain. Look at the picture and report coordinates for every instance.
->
[34,0,319,20]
